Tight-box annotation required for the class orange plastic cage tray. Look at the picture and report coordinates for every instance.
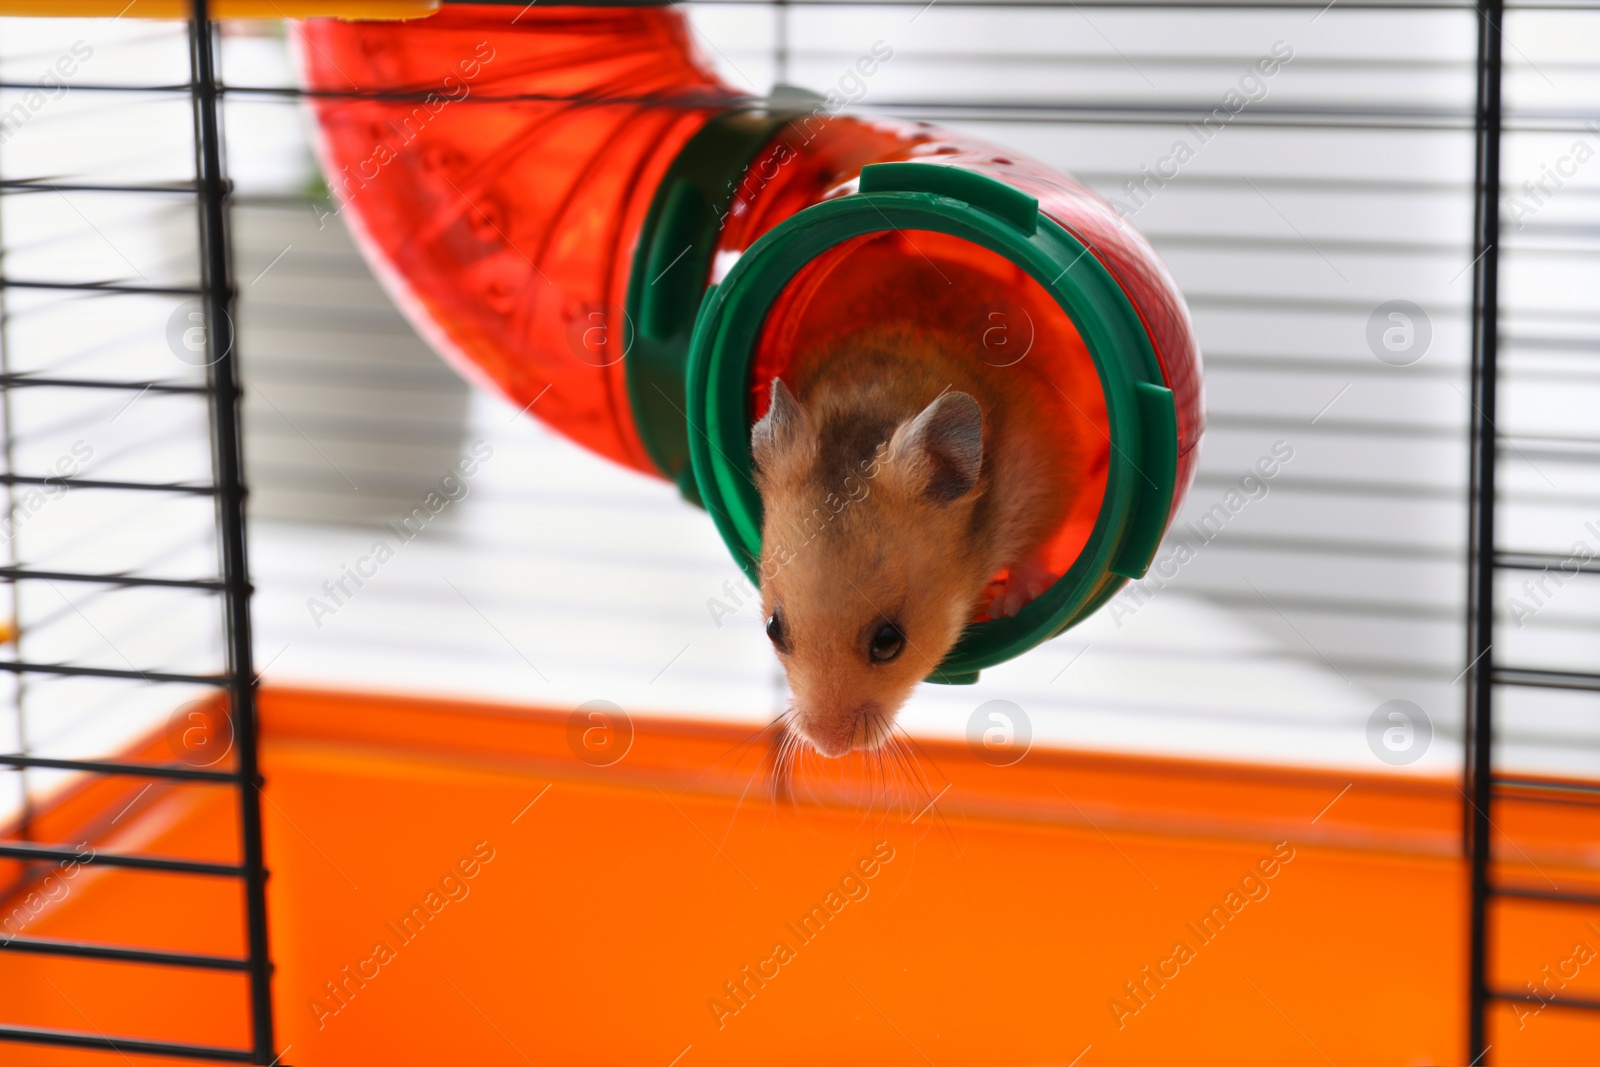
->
[2,688,1597,1065]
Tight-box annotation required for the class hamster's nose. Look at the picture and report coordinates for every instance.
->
[797,701,881,758]
[808,732,853,759]
[796,715,852,757]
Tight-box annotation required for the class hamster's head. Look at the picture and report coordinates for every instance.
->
[750,379,987,757]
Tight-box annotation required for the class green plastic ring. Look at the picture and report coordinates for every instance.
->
[685,163,1178,681]
[623,108,809,501]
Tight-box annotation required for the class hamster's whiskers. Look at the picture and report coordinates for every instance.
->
[767,704,804,805]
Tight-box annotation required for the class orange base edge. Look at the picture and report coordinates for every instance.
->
[1,684,1595,1066]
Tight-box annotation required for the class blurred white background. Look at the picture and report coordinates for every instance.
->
[0,5,1595,831]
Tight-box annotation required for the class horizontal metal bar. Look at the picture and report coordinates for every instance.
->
[0,566,224,591]
[0,278,203,297]
[0,934,249,972]
[236,82,1600,133]
[0,473,217,495]
[1150,231,1470,258]
[1189,472,1460,503]
[1489,989,1600,1014]
[1506,445,1600,466]
[1204,352,1467,379]
[0,179,197,196]
[1492,666,1600,692]
[1492,884,1600,908]
[0,841,242,878]
[239,83,1495,131]
[675,0,1597,7]
[220,83,1600,136]
[0,374,209,395]
[1217,531,1460,564]
[0,753,237,783]
[1212,411,1459,441]
[874,98,1481,125]
[0,79,192,93]
[6,0,1597,17]
[752,52,1600,81]
[0,660,226,686]
[1494,776,1600,798]
[1496,552,1600,575]
[0,1023,251,1063]
[8,79,1585,134]
[1503,334,1600,355]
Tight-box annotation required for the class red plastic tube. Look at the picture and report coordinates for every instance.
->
[294,5,1199,487]
[297,6,739,473]
[294,4,1204,671]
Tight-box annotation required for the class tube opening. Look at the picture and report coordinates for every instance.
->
[746,229,1110,620]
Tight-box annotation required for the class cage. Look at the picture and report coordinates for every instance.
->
[0,1,1596,1066]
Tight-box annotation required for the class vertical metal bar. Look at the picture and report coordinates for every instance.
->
[774,0,790,85]
[1465,0,1504,1059]
[187,7,276,1064]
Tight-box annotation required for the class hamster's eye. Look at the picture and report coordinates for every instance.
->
[766,611,790,654]
[868,622,904,664]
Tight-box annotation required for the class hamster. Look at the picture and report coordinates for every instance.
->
[750,324,1076,758]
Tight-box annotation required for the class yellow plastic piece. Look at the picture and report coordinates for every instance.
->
[0,0,439,17]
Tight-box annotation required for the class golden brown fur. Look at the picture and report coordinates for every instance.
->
[750,325,1073,757]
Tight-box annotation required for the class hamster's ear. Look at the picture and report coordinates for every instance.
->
[892,391,983,503]
[751,378,805,471]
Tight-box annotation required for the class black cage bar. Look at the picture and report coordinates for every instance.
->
[0,4,276,1064]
